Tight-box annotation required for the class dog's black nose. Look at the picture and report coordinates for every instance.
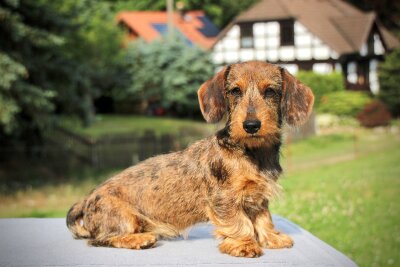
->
[243,120,261,134]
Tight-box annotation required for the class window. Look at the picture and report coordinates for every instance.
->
[240,23,254,48]
[152,23,168,35]
[152,23,192,45]
[347,62,357,84]
[280,20,294,46]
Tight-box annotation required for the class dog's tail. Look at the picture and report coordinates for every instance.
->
[66,200,90,239]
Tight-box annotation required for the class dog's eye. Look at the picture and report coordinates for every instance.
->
[264,88,276,99]
[229,87,242,97]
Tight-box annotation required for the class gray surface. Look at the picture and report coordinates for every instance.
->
[0,216,357,267]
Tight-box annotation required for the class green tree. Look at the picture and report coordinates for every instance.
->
[0,0,130,140]
[379,47,400,117]
[113,0,167,12]
[0,0,67,137]
[119,38,214,116]
[53,0,129,126]
[345,0,400,32]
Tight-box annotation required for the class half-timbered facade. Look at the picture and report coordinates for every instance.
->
[211,0,399,93]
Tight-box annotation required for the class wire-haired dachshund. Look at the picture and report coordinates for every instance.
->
[67,60,314,257]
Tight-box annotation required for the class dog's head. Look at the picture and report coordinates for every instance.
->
[198,61,314,148]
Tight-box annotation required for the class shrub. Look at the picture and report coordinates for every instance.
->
[379,47,400,117]
[296,71,345,108]
[357,100,392,127]
[117,38,214,117]
[318,91,371,117]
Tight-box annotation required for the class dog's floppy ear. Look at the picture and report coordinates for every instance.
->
[197,66,229,123]
[280,68,314,126]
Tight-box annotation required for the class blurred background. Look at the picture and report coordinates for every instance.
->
[0,0,399,266]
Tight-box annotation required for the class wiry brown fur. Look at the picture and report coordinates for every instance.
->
[67,61,314,258]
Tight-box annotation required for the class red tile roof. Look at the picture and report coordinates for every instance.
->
[116,11,218,49]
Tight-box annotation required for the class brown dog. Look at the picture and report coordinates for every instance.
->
[66,60,314,258]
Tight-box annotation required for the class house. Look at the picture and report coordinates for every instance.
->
[116,10,219,50]
[211,0,399,93]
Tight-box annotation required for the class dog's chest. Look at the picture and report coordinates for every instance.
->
[229,159,280,211]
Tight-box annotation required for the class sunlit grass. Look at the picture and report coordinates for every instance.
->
[275,130,400,267]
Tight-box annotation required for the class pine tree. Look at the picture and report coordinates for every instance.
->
[0,0,67,136]
[0,0,128,140]
[379,48,400,117]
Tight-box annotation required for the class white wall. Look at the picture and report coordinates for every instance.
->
[359,32,385,56]
[374,33,385,55]
[369,59,379,94]
[313,63,333,74]
[212,21,338,65]
[280,64,299,75]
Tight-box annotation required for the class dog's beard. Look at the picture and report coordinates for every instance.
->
[238,133,281,148]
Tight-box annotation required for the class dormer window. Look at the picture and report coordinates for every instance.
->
[240,23,254,48]
[280,20,294,46]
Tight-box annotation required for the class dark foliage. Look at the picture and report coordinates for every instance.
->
[346,0,400,32]
[379,48,400,117]
[357,100,392,127]
[0,0,130,143]
[0,0,73,140]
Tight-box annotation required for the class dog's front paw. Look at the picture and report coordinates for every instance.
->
[260,231,293,249]
[219,238,263,258]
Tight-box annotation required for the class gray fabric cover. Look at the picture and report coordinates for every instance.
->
[0,216,357,267]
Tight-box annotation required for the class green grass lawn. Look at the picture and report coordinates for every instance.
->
[276,130,400,267]
[0,125,399,267]
[60,115,219,138]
